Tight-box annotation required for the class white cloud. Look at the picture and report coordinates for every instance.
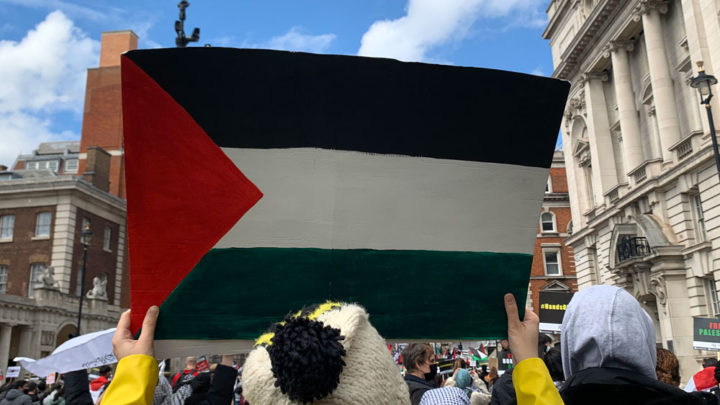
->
[0,0,118,22]
[0,10,99,166]
[357,0,545,62]
[530,66,545,76]
[264,27,336,53]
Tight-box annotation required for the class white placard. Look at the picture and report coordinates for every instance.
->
[6,367,20,378]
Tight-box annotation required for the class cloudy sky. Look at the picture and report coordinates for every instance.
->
[0,0,554,167]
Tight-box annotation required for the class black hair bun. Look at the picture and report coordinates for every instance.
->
[268,316,346,403]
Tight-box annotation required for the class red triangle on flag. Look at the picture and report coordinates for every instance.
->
[122,56,263,333]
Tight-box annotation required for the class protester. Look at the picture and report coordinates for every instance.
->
[685,358,719,393]
[541,348,564,389]
[655,348,680,387]
[446,359,485,391]
[35,382,46,403]
[172,357,200,392]
[498,339,513,371]
[451,368,491,405]
[403,343,439,405]
[103,296,559,405]
[538,334,552,356]
[0,380,32,405]
[503,293,564,405]
[102,306,160,405]
[25,382,39,403]
[89,365,112,402]
[489,368,515,405]
[63,369,93,405]
[41,387,63,405]
[419,387,471,405]
[559,285,717,405]
[242,302,411,404]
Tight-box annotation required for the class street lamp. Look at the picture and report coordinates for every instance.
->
[76,223,92,336]
[690,61,720,182]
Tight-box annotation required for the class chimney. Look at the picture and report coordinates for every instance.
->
[99,30,138,67]
[83,147,111,192]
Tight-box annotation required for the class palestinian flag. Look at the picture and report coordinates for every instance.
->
[122,48,568,356]
[471,347,488,363]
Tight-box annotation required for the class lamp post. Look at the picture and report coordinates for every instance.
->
[690,61,720,182]
[76,224,92,336]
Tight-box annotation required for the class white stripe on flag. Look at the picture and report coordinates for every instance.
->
[216,148,548,254]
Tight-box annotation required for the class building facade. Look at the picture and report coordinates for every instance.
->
[0,142,125,368]
[528,151,578,314]
[0,31,138,369]
[544,0,720,376]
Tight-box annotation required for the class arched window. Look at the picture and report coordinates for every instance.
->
[541,212,556,233]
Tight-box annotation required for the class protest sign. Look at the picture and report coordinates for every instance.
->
[538,291,574,333]
[122,48,569,356]
[6,367,20,378]
[46,373,56,385]
[693,317,720,351]
[196,356,210,372]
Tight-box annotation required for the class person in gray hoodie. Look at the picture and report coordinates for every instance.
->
[0,381,32,405]
[559,285,718,405]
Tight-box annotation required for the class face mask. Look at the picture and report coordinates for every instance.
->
[424,363,438,381]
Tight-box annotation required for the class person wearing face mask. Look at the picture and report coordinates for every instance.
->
[402,343,438,405]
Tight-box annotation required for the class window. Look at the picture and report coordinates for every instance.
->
[103,226,112,251]
[64,159,78,172]
[29,263,45,298]
[543,250,562,276]
[26,160,59,172]
[0,266,7,293]
[546,177,552,193]
[0,215,14,240]
[693,194,707,242]
[35,212,52,237]
[541,212,556,233]
[705,278,720,316]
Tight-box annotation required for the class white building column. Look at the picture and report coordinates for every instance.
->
[607,41,644,173]
[637,2,681,163]
[50,200,77,293]
[583,72,619,195]
[680,0,720,133]
[0,325,12,370]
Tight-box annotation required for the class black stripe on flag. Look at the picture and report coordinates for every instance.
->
[124,48,569,168]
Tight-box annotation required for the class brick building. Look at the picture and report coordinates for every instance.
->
[0,30,138,368]
[528,150,577,313]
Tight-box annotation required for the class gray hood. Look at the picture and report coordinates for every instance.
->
[560,285,657,380]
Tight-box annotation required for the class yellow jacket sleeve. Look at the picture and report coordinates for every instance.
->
[512,358,564,405]
[102,354,159,405]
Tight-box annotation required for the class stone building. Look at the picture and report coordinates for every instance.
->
[528,150,578,314]
[544,0,720,376]
[0,142,125,368]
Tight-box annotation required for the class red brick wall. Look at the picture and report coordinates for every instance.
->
[549,167,568,193]
[70,209,119,303]
[0,206,55,296]
[80,67,123,154]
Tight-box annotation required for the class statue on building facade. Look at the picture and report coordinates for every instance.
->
[39,266,58,289]
[86,273,108,300]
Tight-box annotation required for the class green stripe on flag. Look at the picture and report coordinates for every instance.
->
[155,248,531,340]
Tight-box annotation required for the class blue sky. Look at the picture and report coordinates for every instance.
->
[0,0,555,166]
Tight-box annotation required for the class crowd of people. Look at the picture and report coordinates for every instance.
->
[3,285,720,404]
